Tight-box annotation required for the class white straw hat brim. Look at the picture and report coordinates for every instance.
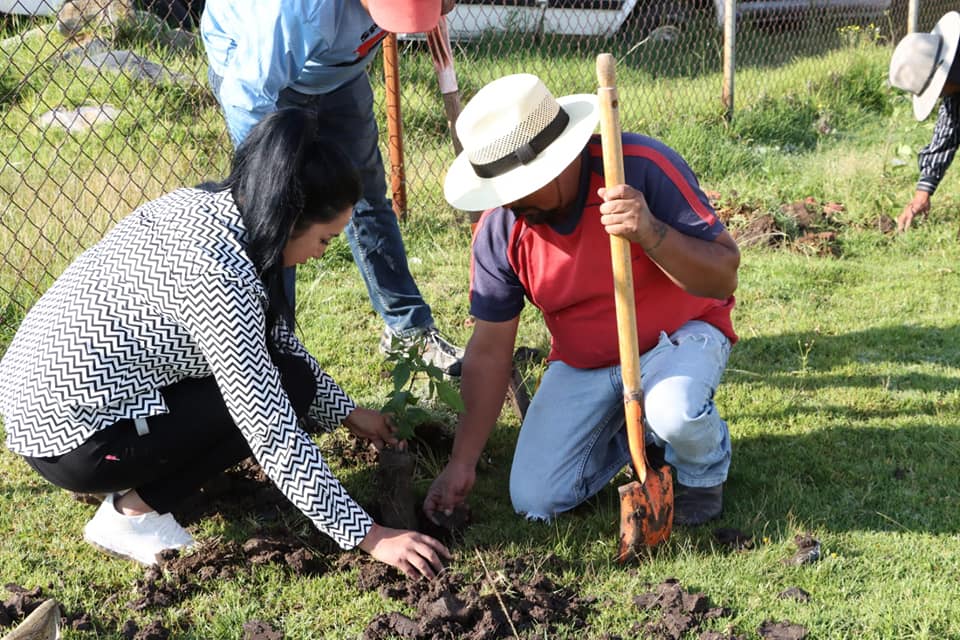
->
[443,94,599,212]
[914,11,960,121]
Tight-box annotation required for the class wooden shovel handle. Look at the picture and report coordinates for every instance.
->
[426,16,463,155]
[597,53,647,482]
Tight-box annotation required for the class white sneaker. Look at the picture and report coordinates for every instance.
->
[379,326,464,377]
[83,494,194,565]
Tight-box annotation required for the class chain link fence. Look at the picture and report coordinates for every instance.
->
[0,0,954,341]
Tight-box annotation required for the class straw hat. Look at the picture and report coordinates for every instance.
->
[444,74,599,211]
[889,11,960,121]
[366,0,441,34]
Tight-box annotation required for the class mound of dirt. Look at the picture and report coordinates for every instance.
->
[707,190,896,257]
[352,554,591,640]
[631,578,733,640]
[130,533,328,613]
[781,533,821,566]
[758,619,809,639]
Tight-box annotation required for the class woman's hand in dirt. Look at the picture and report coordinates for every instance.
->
[897,191,931,232]
[344,408,398,451]
[423,460,475,524]
[359,523,451,580]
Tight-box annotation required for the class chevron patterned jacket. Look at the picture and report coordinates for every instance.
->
[0,187,374,549]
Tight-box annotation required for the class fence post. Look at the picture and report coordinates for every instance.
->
[907,0,919,34]
[383,33,407,219]
[722,0,736,122]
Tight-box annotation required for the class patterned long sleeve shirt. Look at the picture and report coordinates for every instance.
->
[0,188,373,549]
[917,94,960,195]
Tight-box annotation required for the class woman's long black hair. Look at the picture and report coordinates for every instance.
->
[203,107,361,351]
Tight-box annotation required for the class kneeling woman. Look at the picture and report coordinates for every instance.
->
[0,108,448,579]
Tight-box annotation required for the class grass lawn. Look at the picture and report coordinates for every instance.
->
[2,11,960,640]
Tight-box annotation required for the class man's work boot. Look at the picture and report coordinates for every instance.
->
[674,483,723,526]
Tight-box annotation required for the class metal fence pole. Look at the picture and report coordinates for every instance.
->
[722,0,736,122]
[907,0,919,33]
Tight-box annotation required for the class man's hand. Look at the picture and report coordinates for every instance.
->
[423,460,476,524]
[897,191,932,232]
[344,407,398,451]
[597,185,667,253]
[596,183,740,299]
[358,523,450,580]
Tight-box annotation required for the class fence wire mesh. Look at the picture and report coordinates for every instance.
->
[0,0,955,341]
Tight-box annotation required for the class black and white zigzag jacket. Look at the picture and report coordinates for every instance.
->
[918,94,960,195]
[0,187,373,549]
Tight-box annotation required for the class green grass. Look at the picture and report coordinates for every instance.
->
[3,11,960,640]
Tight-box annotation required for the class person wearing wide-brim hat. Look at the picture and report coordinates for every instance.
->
[889,11,960,232]
[424,74,741,528]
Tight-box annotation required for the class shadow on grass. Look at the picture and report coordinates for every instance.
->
[716,324,960,536]
[729,324,960,390]
[728,422,960,537]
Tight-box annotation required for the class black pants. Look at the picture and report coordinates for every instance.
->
[24,353,316,514]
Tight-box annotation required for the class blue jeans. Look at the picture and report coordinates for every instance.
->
[209,70,434,335]
[509,320,732,521]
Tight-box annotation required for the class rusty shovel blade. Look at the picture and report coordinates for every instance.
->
[617,463,674,562]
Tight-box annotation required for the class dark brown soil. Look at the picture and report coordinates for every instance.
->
[778,587,811,602]
[351,554,592,640]
[127,619,171,640]
[129,533,328,612]
[0,584,44,624]
[378,446,419,530]
[758,619,809,639]
[713,527,754,551]
[631,578,732,640]
[707,190,897,258]
[242,619,284,640]
[781,533,821,566]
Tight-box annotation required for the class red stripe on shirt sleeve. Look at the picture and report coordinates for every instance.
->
[619,143,717,226]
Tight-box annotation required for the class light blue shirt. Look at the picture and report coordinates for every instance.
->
[201,0,387,143]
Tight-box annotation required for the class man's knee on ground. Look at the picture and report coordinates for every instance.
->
[644,377,715,447]
[509,479,563,522]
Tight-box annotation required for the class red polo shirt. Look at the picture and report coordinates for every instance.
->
[470,133,736,369]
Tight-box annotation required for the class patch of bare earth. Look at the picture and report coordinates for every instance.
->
[349,554,591,639]
[707,190,896,257]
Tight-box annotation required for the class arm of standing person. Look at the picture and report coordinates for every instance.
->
[179,270,447,578]
[899,96,960,232]
[211,10,321,144]
[423,316,519,521]
[598,184,740,299]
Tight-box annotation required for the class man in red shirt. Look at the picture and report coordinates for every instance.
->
[424,74,741,526]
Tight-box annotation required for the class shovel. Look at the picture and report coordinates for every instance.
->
[426,16,463,156]
[596,53,674,561]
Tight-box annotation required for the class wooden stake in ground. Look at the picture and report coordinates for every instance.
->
[383,32,406,219]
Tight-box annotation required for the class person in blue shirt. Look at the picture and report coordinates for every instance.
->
[200,0,464,374]
[889,12,960,232]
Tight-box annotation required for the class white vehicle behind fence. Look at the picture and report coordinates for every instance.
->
[0,0,62,15]
[445,0,893,40]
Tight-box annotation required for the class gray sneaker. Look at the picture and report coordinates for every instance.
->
[379,326,464,377]
[674,483,723,526]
